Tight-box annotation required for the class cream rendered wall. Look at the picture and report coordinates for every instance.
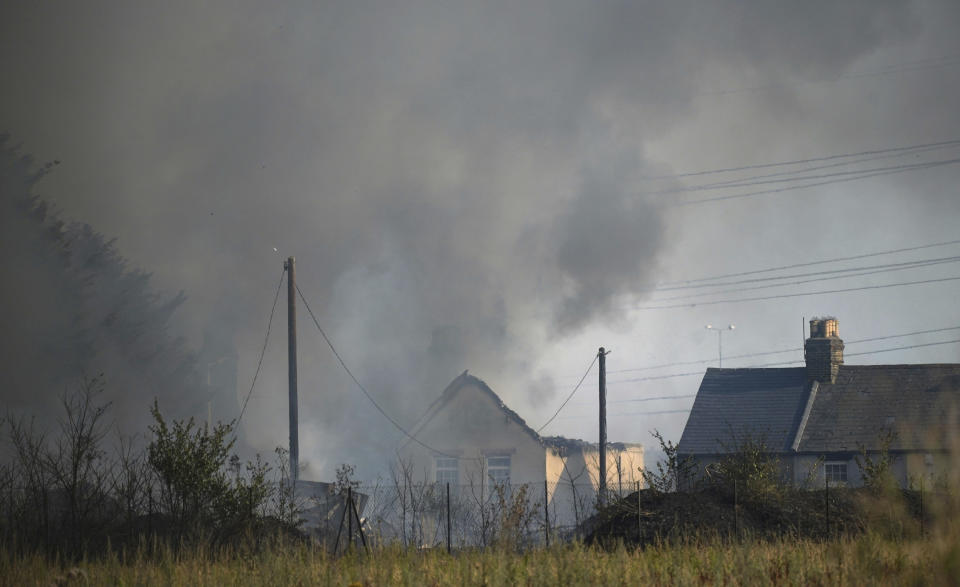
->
[398,381,546,490]
[583,445,645,495]
[544,445,644,528]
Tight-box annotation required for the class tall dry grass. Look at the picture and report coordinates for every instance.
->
[3,528,960,586]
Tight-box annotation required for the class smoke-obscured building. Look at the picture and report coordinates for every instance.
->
[398,371,643,535]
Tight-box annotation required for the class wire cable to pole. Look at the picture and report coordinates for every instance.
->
[295,283,459,458]
[537,354,598,434]
[641,138,960,181]
[655,238,960,288]
[237,267,285,425]
[601,324,960,375]
[606,338,960,385]
[673,157,960,206]
[636,275,960,310]
[652,254,960,295]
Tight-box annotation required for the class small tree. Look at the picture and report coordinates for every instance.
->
[147,400,235,535]
[109,431,152,532]
[708,430,783,502]
[269,447,302,529]
[642,430,695,494]
[855,430,899,493]
[334,463,361,495]
[46,375,111,554]
[492,482,539,551]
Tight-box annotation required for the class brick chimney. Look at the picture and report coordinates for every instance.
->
[805,317,844,384]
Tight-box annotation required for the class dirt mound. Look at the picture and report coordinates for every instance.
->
[584,487,899,546]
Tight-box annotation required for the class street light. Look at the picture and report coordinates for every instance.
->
[705,324,735,367]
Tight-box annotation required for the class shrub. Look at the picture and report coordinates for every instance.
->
[642,430,695,493]
[707,431,783,503]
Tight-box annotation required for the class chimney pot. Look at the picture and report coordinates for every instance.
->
[805,317,844,384]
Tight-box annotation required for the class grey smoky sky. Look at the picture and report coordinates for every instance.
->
[2,1,959,478]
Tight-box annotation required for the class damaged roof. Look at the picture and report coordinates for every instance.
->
[407,370,641,452]
[406,370,542,445]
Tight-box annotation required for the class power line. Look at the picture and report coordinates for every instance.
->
[695,55,960,98]
[554,338,960,418]
[237,268,285,425]
[604,325,960,375]
[848,326,960,345]
[755,338,960,366]
[637,275,960,310]
[657,156,960,196]
[674,157,960,206]
[536,354,597,434]
[650,256,960,303]
[671,144,959,191]
[295,284,459,458]
[640,138,960,181]
[653,254,960,295]
[655,238,960,288]
[607,338,960,384]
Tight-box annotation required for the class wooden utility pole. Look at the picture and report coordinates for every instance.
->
[598,347,607,505]
[285,256,299,482]
[446,483,452,554]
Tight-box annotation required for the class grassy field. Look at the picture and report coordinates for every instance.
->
[3,529,959,586]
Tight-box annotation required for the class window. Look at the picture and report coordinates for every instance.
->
[825,462,847,485]
[487,455,511,487]
[436,457,458,486]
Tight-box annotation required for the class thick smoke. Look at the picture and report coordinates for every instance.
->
[2,1,955,478]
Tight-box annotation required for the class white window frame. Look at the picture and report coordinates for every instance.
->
[435,457,459,488]
[824,461,848,486]
[486,455,511,488]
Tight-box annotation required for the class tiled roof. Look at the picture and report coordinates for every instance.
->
[797,364,960,453]
[677,367,811,455]
[678,363,960,456]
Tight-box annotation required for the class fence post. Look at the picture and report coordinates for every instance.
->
[544,479,550,548]
[350,490,368,552]
[446,482,452,554]
[347,487,353,552]
[148,487,153,539]
[796,502,801,539]
[824,472,829,538]
[637,481,642,544]
[920,476,924,537]
[734,479,739,540]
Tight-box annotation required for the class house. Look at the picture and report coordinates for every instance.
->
[398,371,643,534]
[678,317,960,488]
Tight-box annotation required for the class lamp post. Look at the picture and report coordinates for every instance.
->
[705,324,735,367]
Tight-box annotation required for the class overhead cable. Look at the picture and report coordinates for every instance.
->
[640,138,960,181]
[237,268,285,425]
[656,238,960,288]
[296,284,459,458]
[657,157,960,196]
[637,275,960,310]
[650,256,960,303]
[674,157,960,206]
[604,325,960,375]
[536,354,598,433]
[607,338,960,384]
